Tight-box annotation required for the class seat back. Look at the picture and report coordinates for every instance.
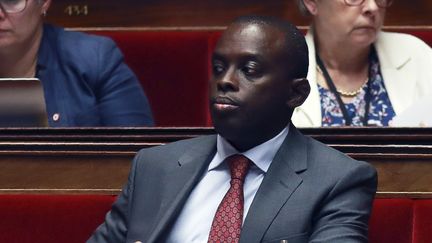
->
[0,194,115,243]
[369,198,414,243]
[91,30,218,127]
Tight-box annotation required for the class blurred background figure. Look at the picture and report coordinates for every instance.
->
[0,0,154,127]
[292,0,432,127]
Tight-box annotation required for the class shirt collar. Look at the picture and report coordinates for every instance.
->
[209,126,289,173]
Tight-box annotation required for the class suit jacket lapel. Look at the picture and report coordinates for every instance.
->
[147,135,217,242]
[240,126,308,243]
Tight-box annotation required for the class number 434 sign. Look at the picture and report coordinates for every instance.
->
[64,5,89,16]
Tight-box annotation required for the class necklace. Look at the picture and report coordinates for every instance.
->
[336,77,369,97]
[316,65,368,97]
[315,53,372,126]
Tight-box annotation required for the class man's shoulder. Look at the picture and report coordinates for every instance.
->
[294,134,377,209]
[305,135,376,177]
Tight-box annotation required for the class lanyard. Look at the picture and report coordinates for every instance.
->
[315,53,372,126]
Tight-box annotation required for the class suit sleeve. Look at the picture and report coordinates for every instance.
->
[309,162,378,243]
[95,38,154,126]
[87,152,141,243]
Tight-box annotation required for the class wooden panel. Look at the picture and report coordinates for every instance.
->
[46,0,297,28]
[0,153,132,195]
[353,155,432,193]
[1,127,431,145]
[303,127,432,145]
[45,0,432,28]
[2,152,432,195]
[1,127,432,194]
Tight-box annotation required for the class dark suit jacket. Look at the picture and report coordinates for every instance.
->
[88,126,377,243]
[37,24,154,127]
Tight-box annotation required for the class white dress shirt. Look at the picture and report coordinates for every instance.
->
[167,126,289,242]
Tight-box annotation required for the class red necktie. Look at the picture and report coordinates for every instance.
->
[208,154,251,243]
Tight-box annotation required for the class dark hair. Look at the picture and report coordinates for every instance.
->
[232,15,309,80]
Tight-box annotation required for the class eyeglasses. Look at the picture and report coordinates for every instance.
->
[0,0,28,14]
[344,0,393,8]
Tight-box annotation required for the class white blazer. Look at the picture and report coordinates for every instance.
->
[292,31,432,127]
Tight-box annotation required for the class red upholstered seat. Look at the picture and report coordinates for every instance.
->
[92,30,218,127]
[369,198,414,243]
[413,199,432,243]
[0,194,115,243]
[0,195,431,242]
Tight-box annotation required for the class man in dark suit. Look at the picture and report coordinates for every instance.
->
[88,16,377,243]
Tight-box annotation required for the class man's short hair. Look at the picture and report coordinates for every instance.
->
[232,15,309,80]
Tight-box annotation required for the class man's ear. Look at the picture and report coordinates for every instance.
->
[286,78,310,109]
[302,0,319,15]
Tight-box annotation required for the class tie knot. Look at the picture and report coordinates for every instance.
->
[226,154,251,182]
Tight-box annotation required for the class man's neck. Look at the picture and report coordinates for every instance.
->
[224,123,290,153]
